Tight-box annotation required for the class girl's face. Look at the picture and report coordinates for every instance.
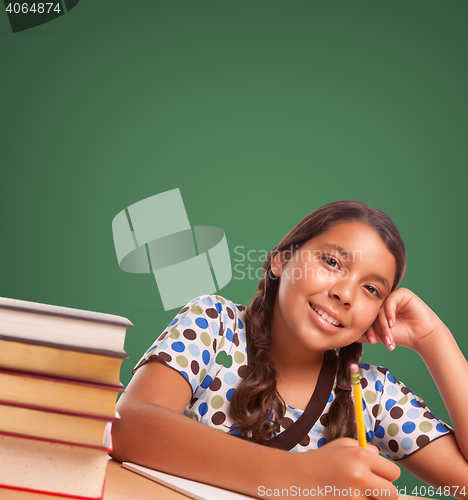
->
[270,221,397,353]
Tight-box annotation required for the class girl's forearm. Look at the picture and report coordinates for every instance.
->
[417,325,468,461]
[111,401,288,497]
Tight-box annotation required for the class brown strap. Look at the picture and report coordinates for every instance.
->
[267,353,337,451]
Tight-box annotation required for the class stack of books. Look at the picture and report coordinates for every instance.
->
[0,296,133,499]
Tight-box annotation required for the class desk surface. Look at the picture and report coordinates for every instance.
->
[1,458,436,500]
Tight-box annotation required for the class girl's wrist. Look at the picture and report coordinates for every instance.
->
[413,321,452,358]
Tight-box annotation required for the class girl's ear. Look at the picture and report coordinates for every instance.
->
[270,251,284,277]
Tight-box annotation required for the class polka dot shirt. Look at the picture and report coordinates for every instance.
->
[133,294,453,460]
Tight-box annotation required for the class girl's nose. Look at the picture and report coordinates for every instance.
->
[329,278,356,307]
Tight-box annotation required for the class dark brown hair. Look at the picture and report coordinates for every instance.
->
[230,200,406,445]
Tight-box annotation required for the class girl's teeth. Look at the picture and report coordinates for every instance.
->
[311,305,342,327]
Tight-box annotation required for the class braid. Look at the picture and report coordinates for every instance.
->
[230,259,286,444]
[326,343,363,441]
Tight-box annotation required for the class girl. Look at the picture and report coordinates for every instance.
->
[111,201,468,499]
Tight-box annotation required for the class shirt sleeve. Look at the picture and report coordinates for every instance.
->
[132,294,232,397]
[359,363,453,461]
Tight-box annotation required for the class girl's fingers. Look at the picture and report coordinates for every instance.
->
[377,307,395,351]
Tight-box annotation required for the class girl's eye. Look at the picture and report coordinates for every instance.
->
[324,256,340,269]
[364,285,381,298]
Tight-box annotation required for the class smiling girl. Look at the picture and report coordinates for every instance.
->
[111,201,468,499]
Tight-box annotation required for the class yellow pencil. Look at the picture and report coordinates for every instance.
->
[350,363,367,448]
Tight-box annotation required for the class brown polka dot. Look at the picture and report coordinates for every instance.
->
[206,308,218,318]
[227,307,234,320]
[219,323,224,336]
[158,352,172,363]
[377,367,388,375]
[213,338,217,352]
[360,378,368,389]
[212,411,226,425]
[388,440,399,453]
[320,413,329,427]
[401,387,411,395]
[238,365,248,378]
[281,417,294,429]
[233,333,240,347]
[158,331,168,341]
[372,405,380,418]
[374,419,381,432]
[236,305,246,311]
[416,435,430,448]
[183,329,197,340]
[423,411,435,420]
[299,434,311,447]
[189,397,198,408]
[179,306,189,314]
[390,407,404,419]
[209,377,222,391]
[416,399,427,408]
[191,360,199,375]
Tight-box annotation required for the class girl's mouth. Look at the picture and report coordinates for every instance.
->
[309,303,344,328]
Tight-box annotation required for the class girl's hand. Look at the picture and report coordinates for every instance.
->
[357,288,446,353]
[293,438,400,499]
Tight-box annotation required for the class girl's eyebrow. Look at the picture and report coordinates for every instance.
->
[322,243,350,258]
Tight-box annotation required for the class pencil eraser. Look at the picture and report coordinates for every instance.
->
[350,363,359,373]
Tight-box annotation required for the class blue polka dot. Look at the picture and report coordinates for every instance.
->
[361,398,366,411]
[293,411,302,420]
[215,302,222,313]
[229,423,242,436]
[239,331,247,343]
[436,423,450,433]
[226,328,234,342]
[401,438,413,451]
[367,370,378,382]
[375,426,385,439]
[202,296,214,306]
[198,402,208,416]
[402,422,416,434]
[180,371,189,381]
[311,424,321,436]
[360,363,370,370]
[375,380,384,393]
[171,342,185,353]
[385,399,397,411]
[200,375,213,389]
[195,318,209,329]
[190,297,200,303]
[168,318,178,327]
[188,343,200,357]
[146,345,158,354]
[364,415,372,428]
[180,316,192,326]
[366,430,374,442]
[410,398,421,408]
[202,350,210,365]
[387,373,397,384]
[224,372,236,385]
[317,438,327,448]
[378,441,388,452]
[290,446,299,452]
[210,322,219,336]
[201,418,209,425]
[386,385,399,396]
[238,318,244,329]
[328,393,333,403]
[190,379,197,392]
[226,388,236,401]
[159,341,168,350]
[407,409,420,420]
